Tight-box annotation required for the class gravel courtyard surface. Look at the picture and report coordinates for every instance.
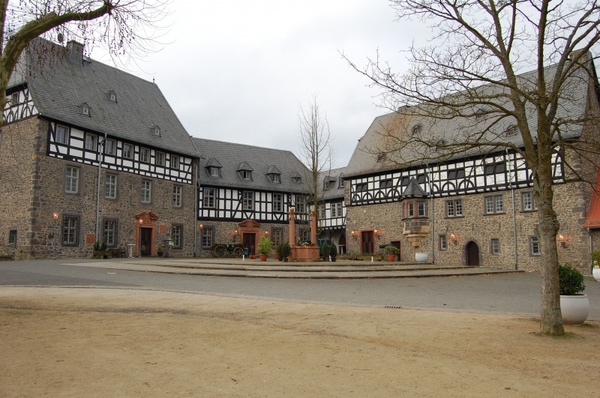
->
[1,287,599,397]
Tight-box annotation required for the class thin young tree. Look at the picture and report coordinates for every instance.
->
[298,96,335,229]
[345,0,600,336]
[0,0,168,124]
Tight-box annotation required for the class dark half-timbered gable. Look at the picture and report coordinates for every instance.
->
[316,167,347,255]
[193,138,311,256]
[344,55,600,272]
[0,38,198,259]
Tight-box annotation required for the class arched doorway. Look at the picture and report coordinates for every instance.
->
[465,241,480,266]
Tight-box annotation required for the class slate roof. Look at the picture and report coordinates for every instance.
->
[345,56,594,178]
[12,38,197,157]
[318,166,347,201]
[193,137,312,192]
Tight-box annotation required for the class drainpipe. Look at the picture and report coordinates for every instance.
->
[95,133,107,243]
[512,186,518,270]
[193,160,199,257]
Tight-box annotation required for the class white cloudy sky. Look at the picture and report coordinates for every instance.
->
[96,0,422,168]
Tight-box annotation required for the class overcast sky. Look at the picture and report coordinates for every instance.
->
[95,0,421,169]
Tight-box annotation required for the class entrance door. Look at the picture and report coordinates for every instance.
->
[243,233,256,256]
[140,227,152,256]
[466,241,480,266]
[361,231,374,254]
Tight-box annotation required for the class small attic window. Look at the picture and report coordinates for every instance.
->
[269,173,281,183]
[411,124,422,136]
[240,170,252,180]
[338,175,345,189]
[81,103,91,116]
[10,92,19,105]
[506,125,519,137]
[209,166,221,177]
[292,176,302,184]
[377,153,386,163]
[152,125,161,136]
[108,91,117,102]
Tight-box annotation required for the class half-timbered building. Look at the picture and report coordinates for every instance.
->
[316,167,347,255]
[0,38,198,259]
[193,138,311,256]
[343,54,600,272]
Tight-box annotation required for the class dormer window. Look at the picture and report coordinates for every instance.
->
[506,125,519,137]
[81,103,91,116]
[338,175,345,189]
[209,167,220,177]
[411,124,422,136]
[266,165,282,184]
[323,176,336,190]
[107,91,117,102]
[205,158,223,178]
[237,161,253,181]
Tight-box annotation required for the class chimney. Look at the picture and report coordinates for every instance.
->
[66,40,84,63]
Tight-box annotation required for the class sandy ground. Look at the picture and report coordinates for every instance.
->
[1,287,599,397]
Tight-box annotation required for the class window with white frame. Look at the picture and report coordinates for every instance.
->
[332,202,343,218]
[530,236,541,256]
[485,195,504,214]
[171,155,180,169]
[172,185,182,207]
[65,166,79,194]
[446,199,463,217]
[172,224,183,248]
[55,124,69,144]
[404,200,427,218]
[141,180,152,203]
[203,187,216,208]
[156,151,166,166]
[295,195,306,213]
[85,134,97,151]
[104,174,117,199]
[491,238,500,254]
[242,191,254,210]
[105,139,116,155]
[521,191,537,211]
[202,226,214,248]
[140,147,150,163]
[273,193,283,212]
[122,143,133,159]
[61,215,79,246]
[439,235,447,251]
[103,219,118,247]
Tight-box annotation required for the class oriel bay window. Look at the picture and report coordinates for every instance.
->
[404,199,427,218]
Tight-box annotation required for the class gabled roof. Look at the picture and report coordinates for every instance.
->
[403,177,427,198]
[318,166,347,201]
[12,38,197,157]
[345,56,595,178]
[193,137,311,192]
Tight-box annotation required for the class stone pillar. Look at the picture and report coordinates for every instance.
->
[310,209,317,245]
[289,207,296,246]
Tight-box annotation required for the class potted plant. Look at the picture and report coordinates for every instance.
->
[329,243,337,262]
[280,242,291,262]
[591,250,600,282]
[559,264,589,324]
[321,243,330,261]
[384,245,399,261]
[258,236,272,261]
[273,244,281,261]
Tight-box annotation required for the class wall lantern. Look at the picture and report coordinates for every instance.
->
[351,230,358,239]
[449,233,458,245]
[558,234,568,248]
[374,229,382,239]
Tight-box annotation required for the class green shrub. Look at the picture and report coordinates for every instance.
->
[559,264,585,295]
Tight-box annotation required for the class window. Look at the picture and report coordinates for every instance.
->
[85,134,98,151]
[484,161,506,175]
[8,229,17,245]
[295,195,306,213]
[153,126,161,136]
[209,167,220,177]
[332,202,343,218]
[447,168,465,179]
[521,191,537,211]
[141,180,152,203]
[379,179,393,189]
[241,170,252,180]
[446,199,463,217]
[105,174,117,199]
[404,200,427,218]
[105,139,116,155]
[273,193,283,212]
[61,215,79,246]
[530,236,541,256]
[506,125,519,137]
[203,187,216,208]
[292,176,302,184]
[108,91,117,102]
[377,153,386,163]
[171,224,183,249]
[201,226,214,248]
[319,205,326,219]
[10,92,19,104]
[411,124,422,136]
[82,104,90,116]
[171,155,180,169]
[355,182,368,192]
[439,235,447,251]
[485,195,504,214]
[271,228,283,248]
[55,124,69,144]
[65,166,79,194]
[491,238,500,254]
[401,176,411,186]
[156,151,165,166]
[242,191,254,210]
[103,219,118,247]
[122,143,133,159]
[269,173,281,183]
[173,185,183,207]
[338,177,345,189]
[140,148,150,163]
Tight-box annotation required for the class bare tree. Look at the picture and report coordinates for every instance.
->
[345,0,600,336]
[0,0,169,123]
[298,96,335,225]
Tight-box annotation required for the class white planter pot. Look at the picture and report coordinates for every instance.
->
[415,252,429,263]
[560,294,590,325]
[593,268,600,282]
